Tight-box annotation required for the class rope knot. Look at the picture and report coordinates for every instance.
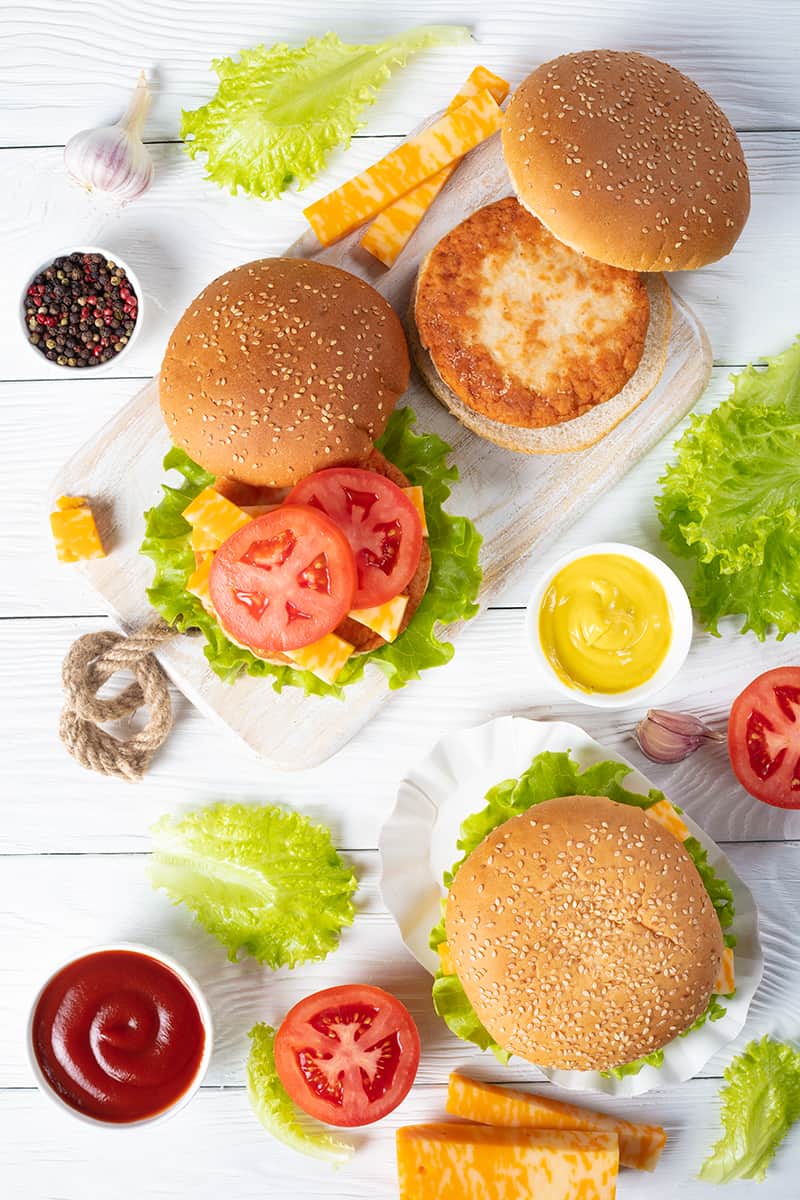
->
[60,619,177,781]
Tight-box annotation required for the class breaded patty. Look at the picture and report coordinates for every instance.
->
[414,197,651,428]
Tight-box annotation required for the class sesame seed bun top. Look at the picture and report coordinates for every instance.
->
[502,50,750,272]
[445,793,724,1072]
[159,258,410,487]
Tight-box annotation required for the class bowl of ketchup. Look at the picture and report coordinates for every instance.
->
[27,943,212,1126]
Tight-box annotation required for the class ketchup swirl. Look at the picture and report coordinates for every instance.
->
[32,950,206,1122]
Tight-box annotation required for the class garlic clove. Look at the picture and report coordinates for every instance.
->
[64,71,154,203]
[634,708,724,764]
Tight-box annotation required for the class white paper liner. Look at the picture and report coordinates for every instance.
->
[379,715,763,1097]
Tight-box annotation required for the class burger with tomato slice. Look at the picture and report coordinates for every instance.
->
[142,257,482,695]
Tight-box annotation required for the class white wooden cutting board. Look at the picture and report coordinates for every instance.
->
[51,130,712,769]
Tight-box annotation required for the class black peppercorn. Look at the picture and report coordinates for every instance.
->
[23,251,139,367]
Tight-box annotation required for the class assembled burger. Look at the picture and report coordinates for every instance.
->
[431,756,736,1076]
[142,258,481,694]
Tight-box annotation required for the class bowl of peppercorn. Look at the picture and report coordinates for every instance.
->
[20,246,143,371]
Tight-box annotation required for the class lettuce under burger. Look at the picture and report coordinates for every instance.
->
[430,751,735,1077]
[141,406,481,697]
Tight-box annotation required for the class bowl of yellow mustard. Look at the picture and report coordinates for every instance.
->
[526,542,693,708]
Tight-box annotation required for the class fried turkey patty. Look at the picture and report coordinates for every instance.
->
[414,197,651,428]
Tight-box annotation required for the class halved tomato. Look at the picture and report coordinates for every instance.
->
[286,468,423,609]
[208,505,356,654]
[274,984,420,1128]
[728,667,800,808]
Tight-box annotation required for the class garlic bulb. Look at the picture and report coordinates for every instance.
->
[634,708,724,764]
[64,72,154,203]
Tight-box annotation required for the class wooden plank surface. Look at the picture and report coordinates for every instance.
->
[48,125,710,766]
[4,1,800,1196]
[2,0,799,143]
[2,133,799,376]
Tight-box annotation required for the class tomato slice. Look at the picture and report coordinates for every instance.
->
[208,505,356,654]
[728,667,800,809]
[273,985,420,1128]
[286,468,423,609]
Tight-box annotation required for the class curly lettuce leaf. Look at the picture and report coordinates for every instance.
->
[657,338,800,638]
[149,802,356,968]
[182,26,470,198]
[140,406,482,697]
[247,1024,353,1165]
[430,751,736,1076]
[699,1037,800,1183]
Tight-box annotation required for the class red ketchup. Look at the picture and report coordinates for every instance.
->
[31,949,206,1123]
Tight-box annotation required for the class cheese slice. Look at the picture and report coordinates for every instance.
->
[304,90,504,247]
[446,1072,665,1173]
[396,1123,619,1200]
[186,554,214,609]
[190,524,221,554]
[50,495,106,563]
[284,632,354,685]
[182,486,251,547]
[713,945,736,996]
[348,595,408,643]
[646,798,690,842]
[402,486,428,536]
[361,66,509,266]
[436,940,455,976]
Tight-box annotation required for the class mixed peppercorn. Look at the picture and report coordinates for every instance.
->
[24,251,138,367]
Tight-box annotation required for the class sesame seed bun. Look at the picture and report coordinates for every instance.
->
[445,794,724,1072]
[502,50,750,272]
[159,258,410,487]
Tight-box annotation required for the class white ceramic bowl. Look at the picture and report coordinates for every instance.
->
[525,540,693,709]
[26,942,213,1128]
[19,245,144,374]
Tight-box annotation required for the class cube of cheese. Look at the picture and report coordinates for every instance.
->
[646,798,690,842]
[396,1124,619,1200]
[446,1072,666,1173]
[713,945,736,996]
[50,496,106,563]
[402,486,428,536]
[182,487,251,548]
[284,632,354,686]
[348,595,408,643]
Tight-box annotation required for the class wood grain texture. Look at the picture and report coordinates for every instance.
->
[2,133,799,380]
[3,5,800,1195]
[4,1077,800,1200]
[0,368,776,617]
[2,0,799,145]
[3,616,800,855]
[3,845,799,1090]
[46,122,712,767]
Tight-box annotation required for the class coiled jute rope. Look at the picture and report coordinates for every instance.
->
[60,619,179,782]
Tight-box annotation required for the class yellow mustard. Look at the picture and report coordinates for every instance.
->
[538,553,672,694]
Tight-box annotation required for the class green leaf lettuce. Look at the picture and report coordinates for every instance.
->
[699,1037,800,1183]
[247,1023,353,1165]
[429,751,736,1076]
[149,802,356,968]
[140,406,482,697]
[182,26,471,199]
[657,337,800,638]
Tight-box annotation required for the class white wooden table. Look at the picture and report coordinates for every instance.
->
[3,2,800,1196]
